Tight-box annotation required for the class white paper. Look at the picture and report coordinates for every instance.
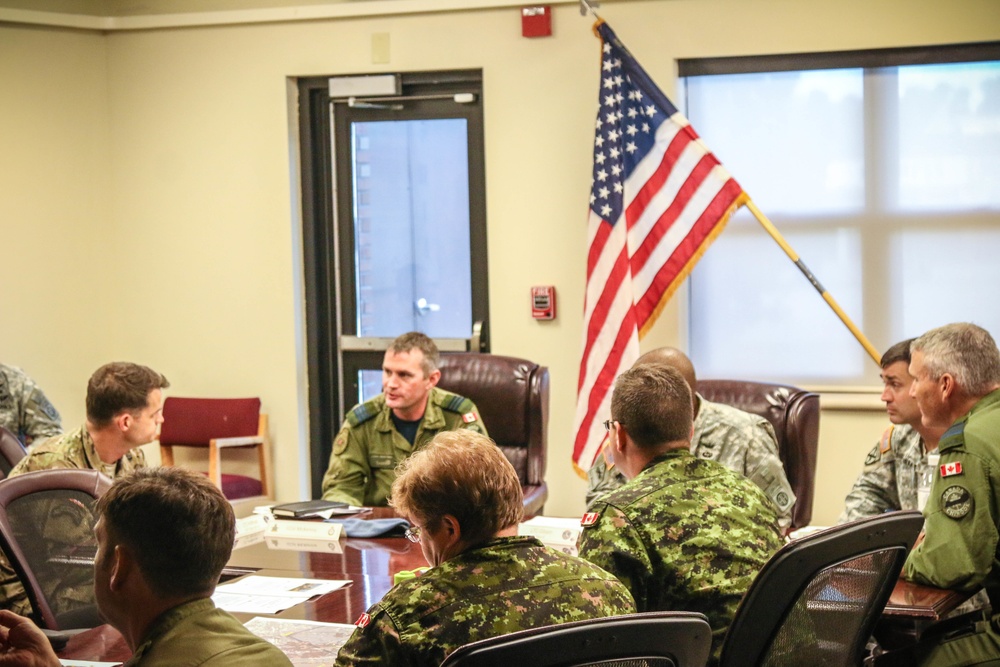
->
[213,575,350,613]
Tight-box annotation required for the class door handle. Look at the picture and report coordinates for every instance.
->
[415,298,441,316]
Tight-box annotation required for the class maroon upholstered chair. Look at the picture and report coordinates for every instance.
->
[0,469,111,630]
[0,427,27,479]
[436,353,549,517]
[159,397,272,501]
[697,380,820,531]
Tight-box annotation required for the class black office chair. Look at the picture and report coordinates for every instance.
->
[440,612,712,667]
[0,469,112,630]
[0,427,27,479]
[719,510,923,667]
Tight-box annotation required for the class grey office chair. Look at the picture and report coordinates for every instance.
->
[440,611,713,667]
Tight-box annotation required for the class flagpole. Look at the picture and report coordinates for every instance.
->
[744,198,881,366]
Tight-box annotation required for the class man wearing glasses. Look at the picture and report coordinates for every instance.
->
[577,363,783,666]
[335,431,635,666]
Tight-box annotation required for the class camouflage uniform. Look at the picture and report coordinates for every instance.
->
[0,425,146,617]
[586,395,795,532]
[335,535,635,666]
[839,424,931,523]
[893,389,1000,666]
[578,450,784,667]
[0,364,61,446]
[125,598,292,666]
[321,387,487,507]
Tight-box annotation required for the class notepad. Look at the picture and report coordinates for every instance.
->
[271,499,348,518]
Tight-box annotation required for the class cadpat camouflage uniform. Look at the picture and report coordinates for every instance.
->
[839,424,930,523]
[586,395,795,532]
[578,450,784,667]
[0,425,146,617]
[321,387,487,507]
[334,535,635,666]
[0,364,61,446]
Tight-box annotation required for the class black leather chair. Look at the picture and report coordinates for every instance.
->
[0,469,112,630]
[698,380,820,531]
[441,611,712,667]
[719,510,923,667]
[0,427,27,479]
[437,353,548,517]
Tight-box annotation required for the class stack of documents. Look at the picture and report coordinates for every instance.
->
[518,516,582,556]
[213,575,350,614]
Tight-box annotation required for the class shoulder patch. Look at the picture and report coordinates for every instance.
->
[940,461,964,477]
[880,426,894,454]
[941,485,973,519]
[864,443,881,466]
[333,429,349,455]
[355,612,371,628]
[581,512,600,527]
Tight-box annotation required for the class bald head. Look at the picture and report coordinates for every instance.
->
[635,347,697,393]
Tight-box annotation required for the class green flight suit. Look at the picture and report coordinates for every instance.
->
[321,387,486,507]
[895,389,1000,666]
[125,597,292,666]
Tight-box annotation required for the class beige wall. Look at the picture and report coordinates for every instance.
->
[1,0,998,524]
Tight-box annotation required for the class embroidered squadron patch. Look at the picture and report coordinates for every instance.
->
[940,461,964,478]
[355,612,371,628]
[940,485,973,519]
[581,512,599,527]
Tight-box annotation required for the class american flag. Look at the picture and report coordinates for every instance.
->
[572,21,748,472]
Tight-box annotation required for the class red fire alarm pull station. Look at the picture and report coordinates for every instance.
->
[521,6,552,38]
[531,286,556,320]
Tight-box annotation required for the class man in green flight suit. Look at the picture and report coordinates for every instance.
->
[321,332,487,507]
[876,323,1000,666]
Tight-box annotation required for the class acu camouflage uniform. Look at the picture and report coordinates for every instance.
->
[578,450,784,667]
[0,425,147,617]
[586,395,795,532]
[321,387,487,507]
[0,364,61,446]
[334,535,636,666]
[839,423,932,523]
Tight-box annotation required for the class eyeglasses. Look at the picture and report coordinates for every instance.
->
[603,419,618,432]
[404,525,422,543]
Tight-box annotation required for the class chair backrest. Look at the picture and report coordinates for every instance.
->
[159,397,262,446]
[440,611,712,667]
[719,510,923,667]
[436,353,549,489]
[0,469,112,630]
[697,379,820,530]
[0,427,27,479]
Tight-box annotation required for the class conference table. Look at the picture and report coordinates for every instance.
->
[57,511,972,662]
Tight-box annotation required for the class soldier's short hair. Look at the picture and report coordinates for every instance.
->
[389,332,440,378]
[611,364,693,449]
[96,467,234,599]
[912,323,1000,397]
[880,339,915,369]
[86,362,169,427]
[390,430,522,547]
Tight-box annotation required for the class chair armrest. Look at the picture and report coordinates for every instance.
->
[210,436,264,448]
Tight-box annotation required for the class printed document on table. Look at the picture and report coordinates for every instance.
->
[213,575,350,614]
[244,617,357,666]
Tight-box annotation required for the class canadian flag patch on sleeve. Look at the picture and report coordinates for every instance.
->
[581,512,600,527]
[355,612,371,628]
[940,461,964,477]
[462,412,477,423]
